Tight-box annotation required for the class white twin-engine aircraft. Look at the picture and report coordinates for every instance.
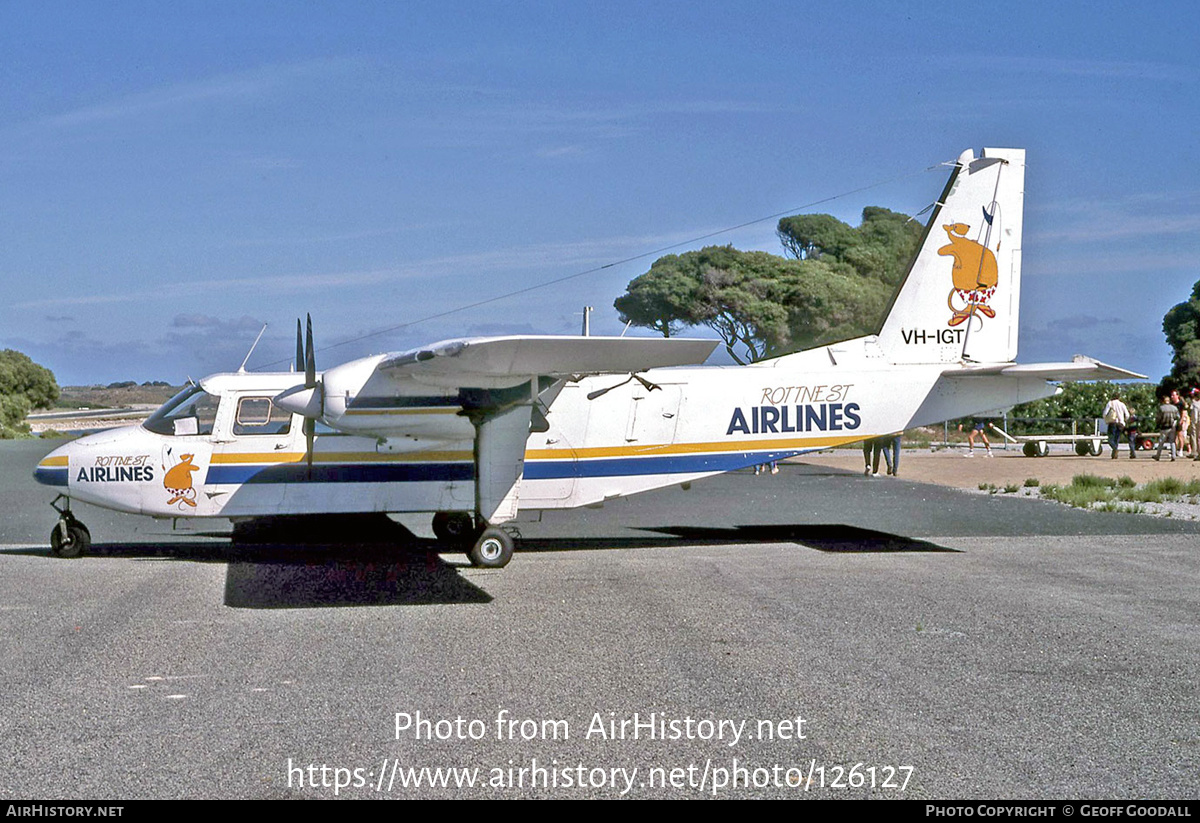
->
[35,148,1142,567]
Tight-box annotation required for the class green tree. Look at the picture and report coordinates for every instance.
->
[1162,279,1200,392]
[0,349,60,438]
[1008,381,1158,425]
[615,245,891,364]
[777,207,922,285]
[612,262,702,338]
[616,206,924,364]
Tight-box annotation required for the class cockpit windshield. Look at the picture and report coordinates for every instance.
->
[142,384,220,436]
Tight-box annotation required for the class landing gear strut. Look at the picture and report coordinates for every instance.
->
[49,495,90,559]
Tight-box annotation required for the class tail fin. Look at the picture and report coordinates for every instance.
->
[877,147,1025,364]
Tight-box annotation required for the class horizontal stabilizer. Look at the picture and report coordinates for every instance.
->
[943,355,1146,382]
[379,335,718,380]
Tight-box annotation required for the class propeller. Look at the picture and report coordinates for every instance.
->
[303,315,317,477]
[295,319,303,374]
[275,314,324,478]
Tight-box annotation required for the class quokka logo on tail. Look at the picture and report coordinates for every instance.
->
[938,211,1000,328]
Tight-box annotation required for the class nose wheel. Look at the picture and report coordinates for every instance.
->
[49,496,90,559]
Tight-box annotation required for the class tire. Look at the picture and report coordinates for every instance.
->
[1087,439,1103,457]
[467,528,514,569]
[1023,442,1038,458]
[1074,441,1090,456]
[431,512,475,545]
[1035,441,1049,457]
[50,521,90,559]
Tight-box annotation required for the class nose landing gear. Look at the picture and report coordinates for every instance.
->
[49,495,90,558]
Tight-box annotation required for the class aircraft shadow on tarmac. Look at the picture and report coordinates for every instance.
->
[6,541,493,608]
[519,524,958,554]
[5,520,951,609]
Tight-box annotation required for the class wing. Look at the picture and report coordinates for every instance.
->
[281,335,717,526]
[374,335,719,388]
[280,334,718,435]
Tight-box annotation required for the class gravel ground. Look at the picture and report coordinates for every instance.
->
[801,444,1200,520]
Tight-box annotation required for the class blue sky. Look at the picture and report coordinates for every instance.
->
[2,2,1198,385]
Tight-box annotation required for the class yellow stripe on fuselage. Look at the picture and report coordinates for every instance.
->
[209,450,473,465]
[524,434,863,461]
[209,435,859,467]
[39,455,69,467]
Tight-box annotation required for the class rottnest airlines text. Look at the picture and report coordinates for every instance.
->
[76,466,154,483]
[726,403,861,436]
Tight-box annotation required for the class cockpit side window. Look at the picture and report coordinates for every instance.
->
[143,385,220,436]
[143,386,223,439]
[233,397,292,436]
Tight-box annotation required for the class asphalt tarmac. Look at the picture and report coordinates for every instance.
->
[2,439,1197,799]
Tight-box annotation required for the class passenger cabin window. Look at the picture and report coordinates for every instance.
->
[233,397,292,436]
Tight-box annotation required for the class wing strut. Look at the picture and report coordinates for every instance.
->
[467,380,536,526]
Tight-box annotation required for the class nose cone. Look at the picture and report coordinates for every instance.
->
[34,443,71,487]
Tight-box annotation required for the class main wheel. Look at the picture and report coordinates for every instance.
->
[431,511,475,545]
[1023,442,1038,457]
[50,521,90,559]
[467,528,514,569]
[1087,439,1103,456]
[1074,441,1090,456]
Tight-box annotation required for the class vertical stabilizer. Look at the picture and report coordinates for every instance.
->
[877,147,1025,364]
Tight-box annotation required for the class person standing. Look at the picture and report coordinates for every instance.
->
[884,434,901,476]
[958,418,993,457]
[1180,403,1192,457]
[1102,391,1130,459]
[862,437,884,476]
[1191,389,1200,462]
[1154,395,1181,462]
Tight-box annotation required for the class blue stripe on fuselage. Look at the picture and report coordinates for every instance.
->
[207,463,473,485]
[203,449,817,486]
[524,449,815,479]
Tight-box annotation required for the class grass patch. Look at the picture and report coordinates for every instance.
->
[1003,483,1020,494]
[1114,485,1163,504]
[1072,474,1117,489]
[1024,477,1040,488]
[1146,477,1185,496]
[1037,473,1196,511]
[1095,501,1146,514]
[1041,483,1115,508]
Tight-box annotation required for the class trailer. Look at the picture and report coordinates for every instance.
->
[987,418,1152,457]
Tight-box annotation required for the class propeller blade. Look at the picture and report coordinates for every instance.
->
[305,418,315,478]
[295,319,303,374]
[305,313,316,389]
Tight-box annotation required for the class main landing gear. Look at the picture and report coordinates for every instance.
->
[430,511,515,569]
[49,495,90,559]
